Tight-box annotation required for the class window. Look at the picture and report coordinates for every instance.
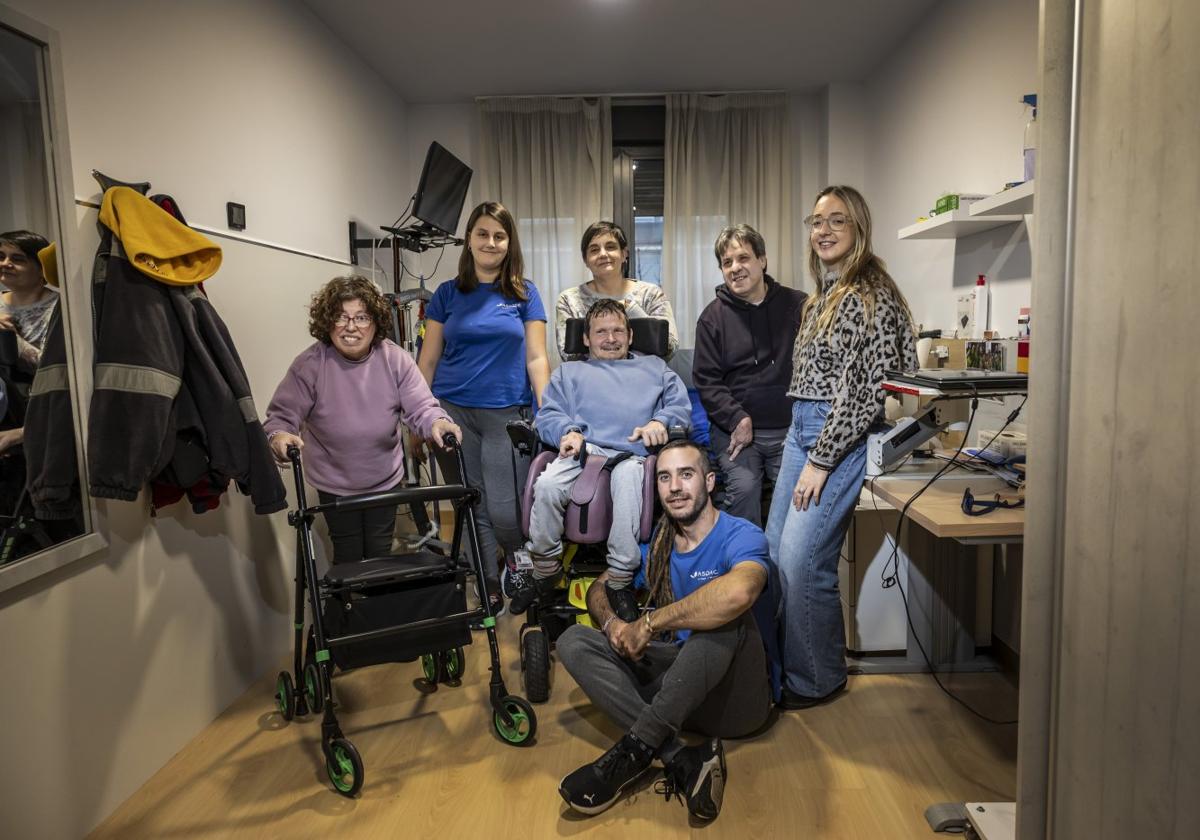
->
[612,102,665,284]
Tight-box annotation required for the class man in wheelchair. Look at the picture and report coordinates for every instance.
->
[507,298,691,622]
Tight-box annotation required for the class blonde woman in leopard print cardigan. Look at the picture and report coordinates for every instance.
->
[766,185,918,710]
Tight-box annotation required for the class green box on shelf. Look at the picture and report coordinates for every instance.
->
[931,193,988,216]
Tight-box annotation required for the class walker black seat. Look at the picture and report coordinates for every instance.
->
[322,551,460,590]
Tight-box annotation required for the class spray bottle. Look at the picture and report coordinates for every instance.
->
[1022,94,1038,182]
[972,274,989,340]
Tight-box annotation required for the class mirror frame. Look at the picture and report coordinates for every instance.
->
[1,3,106,594]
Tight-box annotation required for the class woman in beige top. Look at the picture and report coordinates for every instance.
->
[554,221,678,362]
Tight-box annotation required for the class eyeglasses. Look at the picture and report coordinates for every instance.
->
[803,214,849,231]
[961,487,1025,517]
[333,313,373,328]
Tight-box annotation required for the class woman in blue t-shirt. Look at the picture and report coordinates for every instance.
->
[418,201,551,613]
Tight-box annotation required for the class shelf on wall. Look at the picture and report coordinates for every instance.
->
[897,209,1024,240]
[969,180,1035,217]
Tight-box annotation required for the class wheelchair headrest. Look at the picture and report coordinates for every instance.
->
[562,316,670,359]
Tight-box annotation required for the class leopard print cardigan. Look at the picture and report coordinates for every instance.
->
[787,275,918,470]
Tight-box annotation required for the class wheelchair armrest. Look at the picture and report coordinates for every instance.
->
[645,425,689,454]
[506,419,541,457]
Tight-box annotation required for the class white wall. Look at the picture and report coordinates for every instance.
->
[837,0,1039,656]
[402,103,479,287]
[0,1,408,836]
[860,0,1039,337]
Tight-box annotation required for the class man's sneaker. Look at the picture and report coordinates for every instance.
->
[605,582,640,623]
[508,570,562,616]
[656,738,726,822]
[559,732,656,815]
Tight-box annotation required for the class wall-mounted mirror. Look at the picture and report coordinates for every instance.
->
[0,4,105,594]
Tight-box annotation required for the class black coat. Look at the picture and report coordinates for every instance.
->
[84,198,285,514]
[692,275,807,434]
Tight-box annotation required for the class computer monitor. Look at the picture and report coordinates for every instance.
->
[412,142,472,237]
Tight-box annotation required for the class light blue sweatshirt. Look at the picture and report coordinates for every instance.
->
[535,354,691,456]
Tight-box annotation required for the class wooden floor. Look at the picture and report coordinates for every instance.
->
[91,619,1018,839]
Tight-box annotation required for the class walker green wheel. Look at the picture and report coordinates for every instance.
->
[421,653,438,685]
[303,661,324,715]
[275,671,296,721]
[493,695,537,746]
[443,647,466,682]
[325,738,364,797]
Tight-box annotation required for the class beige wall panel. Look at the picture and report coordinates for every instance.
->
[1049,0,1200,837]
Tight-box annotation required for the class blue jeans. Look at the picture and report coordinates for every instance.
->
[765,399,865,698]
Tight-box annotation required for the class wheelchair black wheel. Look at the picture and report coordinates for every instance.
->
[275,671,296,721]
[303,661,325,715]
[521,627,551,703]
[421,653,439,685]
[493,695,537,746]
[325,738,364,797]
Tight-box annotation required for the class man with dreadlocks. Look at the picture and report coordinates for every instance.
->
[555,439,780,823]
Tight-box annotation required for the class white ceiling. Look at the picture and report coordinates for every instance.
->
[301,0,940,104]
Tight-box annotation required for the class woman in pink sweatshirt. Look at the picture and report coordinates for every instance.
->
[265,275,460,563]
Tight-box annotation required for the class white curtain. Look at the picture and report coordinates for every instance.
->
[478,97,612,363]
[662,93,792,348]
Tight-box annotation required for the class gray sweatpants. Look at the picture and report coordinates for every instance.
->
[709,424,787,528]
[525,447,644,585]
[556,613,772,762]
[436,401,530,592]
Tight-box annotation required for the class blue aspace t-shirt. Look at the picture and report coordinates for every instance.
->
[425,278,546,408]
[668,512,782,700]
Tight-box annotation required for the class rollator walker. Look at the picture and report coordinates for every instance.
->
[273,434,536,797]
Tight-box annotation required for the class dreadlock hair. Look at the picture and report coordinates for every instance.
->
[645,439,713,612]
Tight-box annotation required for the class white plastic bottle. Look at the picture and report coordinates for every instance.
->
[1022,94,1038,182]
[972,274,989,339]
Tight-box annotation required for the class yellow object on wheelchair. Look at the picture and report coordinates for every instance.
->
[568,577,597,627]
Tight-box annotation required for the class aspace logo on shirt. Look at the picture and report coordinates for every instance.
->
[689,568,721,582]
[495,302,521,310]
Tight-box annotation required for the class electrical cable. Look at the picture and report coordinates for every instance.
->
[867,387,1027,726]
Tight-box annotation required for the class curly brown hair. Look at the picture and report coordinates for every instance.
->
[308,275,390,346]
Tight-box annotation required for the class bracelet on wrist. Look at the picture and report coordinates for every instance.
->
[643,610,655,634]
[601,615,616,634]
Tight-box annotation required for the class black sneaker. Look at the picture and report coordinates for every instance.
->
[605,582,640,623]
[777,679,847,711]
[559,732,656,815]
[508,570,562,616]
[656,738,726,822]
